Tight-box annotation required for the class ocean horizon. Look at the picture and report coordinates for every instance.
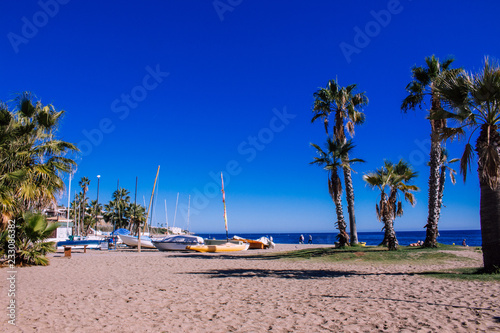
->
[197,230,482,247]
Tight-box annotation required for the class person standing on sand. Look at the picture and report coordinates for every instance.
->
[308,235,312,244]
[462,239,467,247]
[299,234,304,244]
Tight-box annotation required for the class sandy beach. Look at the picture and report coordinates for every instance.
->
[2,244,499,332]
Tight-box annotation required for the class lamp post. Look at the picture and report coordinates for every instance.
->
[96,175,100,235]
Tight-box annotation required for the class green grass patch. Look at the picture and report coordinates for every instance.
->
[418,267,500,282]
[264,245,473,265]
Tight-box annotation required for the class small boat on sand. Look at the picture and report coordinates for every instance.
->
[118,234,157,249]
[187,241,250,253]
[232,235,275,249]
[152,235,204,251]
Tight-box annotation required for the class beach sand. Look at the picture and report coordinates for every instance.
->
[2,244,499,332]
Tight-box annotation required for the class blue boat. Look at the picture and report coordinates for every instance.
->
[56,239,102,248]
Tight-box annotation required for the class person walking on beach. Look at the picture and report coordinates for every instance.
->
[299,234,304,244]
[308,235,312,244]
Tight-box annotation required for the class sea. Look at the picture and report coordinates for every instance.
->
[197,230,482,247]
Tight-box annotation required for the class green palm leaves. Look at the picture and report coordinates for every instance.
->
[312,79,368,140]
[437,57,500,188]
[1,213,58,266]
[0,92,77,227]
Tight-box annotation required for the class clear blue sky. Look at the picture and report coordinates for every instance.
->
[1,0,499,234]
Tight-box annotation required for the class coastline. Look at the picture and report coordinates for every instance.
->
[2,245,499,332]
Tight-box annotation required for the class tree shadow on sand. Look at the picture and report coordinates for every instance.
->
[181,268,409,280]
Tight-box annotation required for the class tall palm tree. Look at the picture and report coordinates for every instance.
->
[0,92,77,229]
[401,55,461,247]
[78,177,90,235]
[311,138,364,247]
[312,79,368,245]
[363,160,419,250]
[435,57,500,270]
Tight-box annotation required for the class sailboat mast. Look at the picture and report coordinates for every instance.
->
[144,165,160,233]
[187,195,191,233]
[173,192,179,228]
[164,200,168,231]
[221,172,228,242]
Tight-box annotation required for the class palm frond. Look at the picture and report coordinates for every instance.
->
[460,143,474,182]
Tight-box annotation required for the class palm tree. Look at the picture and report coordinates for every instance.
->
[312,79,368,245]
[401,55,461,247]
[103,188,131,231]
[127,203,146,235]
[0,93,77,228]
[363,160,419,250]
[89,199,102,233]
[435,57,500,270]
[311,138,364,247]
[78,177,90,235]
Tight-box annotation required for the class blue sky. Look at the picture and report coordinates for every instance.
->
[1,0,499,234]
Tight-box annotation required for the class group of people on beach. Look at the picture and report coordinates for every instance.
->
[410,239,468,247]
[299,234,313,244]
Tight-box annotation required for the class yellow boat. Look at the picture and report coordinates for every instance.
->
[187,242,250,253]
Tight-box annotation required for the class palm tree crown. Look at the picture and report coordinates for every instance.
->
[312,79,368,140]
[0,92,77,228]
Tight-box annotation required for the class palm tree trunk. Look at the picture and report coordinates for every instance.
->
[387,190,399,250]
[386,218,398,251]
[424,91,444,247]
[436,166,446,223]
[334,192,349,247]
[343,165,358,245]
[330,172,348,247]
[479,179,500,270]
[380,220,390,247]
[477,127,500,270]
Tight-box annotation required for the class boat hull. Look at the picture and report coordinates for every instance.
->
[152,235,204,251]
[187,242,250,253]
[55,240,102,249]
[118,235,156,249]
[232,238,267,249]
